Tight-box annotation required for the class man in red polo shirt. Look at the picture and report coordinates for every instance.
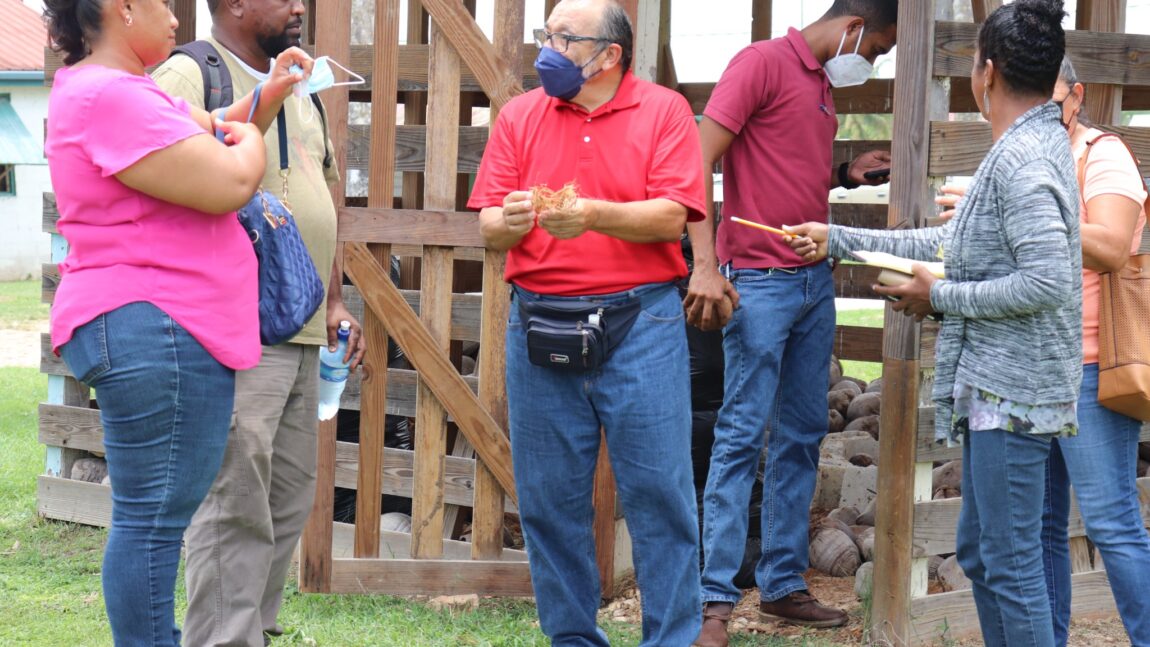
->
[468,1,705,644]
[685,2,898,644]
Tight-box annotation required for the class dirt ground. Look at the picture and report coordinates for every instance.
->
[599,570,1133,646]
[0,329,41,367]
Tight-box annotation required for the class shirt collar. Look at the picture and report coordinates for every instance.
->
[785,27,824,74]
[553,70,641,117]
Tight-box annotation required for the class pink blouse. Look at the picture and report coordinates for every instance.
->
[46,65,260,370]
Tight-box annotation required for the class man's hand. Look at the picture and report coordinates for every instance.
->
[872,264,939,321]
[849,150,892,186]
[268,47,314,102]
[538,198,599,239]
[683,264,739,331]
[502,190,536,238]
[935,185,966,222]
[782,222,830,263]
[326,303,366,372]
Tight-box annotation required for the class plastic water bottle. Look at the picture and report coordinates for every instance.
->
[317,320,351,421]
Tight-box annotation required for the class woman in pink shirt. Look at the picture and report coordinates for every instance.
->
[42,0,312,643]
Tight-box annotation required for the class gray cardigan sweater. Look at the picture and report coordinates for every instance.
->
[828,104,1083,442]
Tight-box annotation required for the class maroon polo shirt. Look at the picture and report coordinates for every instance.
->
[468,71,705,296]
[706,27,838,269]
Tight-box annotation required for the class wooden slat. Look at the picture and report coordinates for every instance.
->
[912,477,1150,557]
[469,0,523,562]
[421,0,521,112]
[44,43,540,92]
[833,263,884,300]
[38,403,102,451]
[173,0,196,44]
[970,0,1002,23]
[330,522,526,561]
[41,264,58,304]
[347,124,488,174]
[42,193,57,235]
[830,203,889,230]
[37,476,111,527]
[929,122,1150,176]
[909,570,1118,644]
[328,557,532,596]
[299,0,351,593]
[934,22,1150,87]
[870,0,936,640]
[333,441,517,513]
[343,243,516,501]
[1077,0,1126,125]
[337,207,484,248]
[834,325,884,364]
[834,140,891,168]
[592,433,616,597]
[678,79,1046,116]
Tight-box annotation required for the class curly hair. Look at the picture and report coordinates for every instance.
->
[977,0,1066,98]
[44,0,105,65]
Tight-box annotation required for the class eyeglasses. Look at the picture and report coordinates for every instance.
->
[533,28,609,53]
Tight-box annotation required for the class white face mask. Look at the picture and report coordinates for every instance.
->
[824,26,874,88]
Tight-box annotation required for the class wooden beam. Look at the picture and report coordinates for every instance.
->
[970,0,1002,23]
[934,22,1150,87]
[343,242,516,502]
[337,207,484,248]
[1077,0,1126,125]
[870,0,936,640]
[174,0,196,46]
[420,0,522,112]
[328,557,533,596]
[632,0,671,83]
[470,0,524,562]
[928,122,1150,176]
[751,0,772,42]
[592,433,617,597]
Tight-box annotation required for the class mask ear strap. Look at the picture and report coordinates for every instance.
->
[326,58,366,87]
[834,29,848,58]
[853,25,865,55]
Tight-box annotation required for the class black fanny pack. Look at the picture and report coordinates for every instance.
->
[518,296,643,372]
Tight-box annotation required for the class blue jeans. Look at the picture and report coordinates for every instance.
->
[1042,364,1150,647]
[957,428,1055,647]
[700,263,835,603]
[507,283,700,647]
[59,302,235,646]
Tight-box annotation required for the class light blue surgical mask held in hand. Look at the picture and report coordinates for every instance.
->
[823,26,874,88]
[288,56,365,121]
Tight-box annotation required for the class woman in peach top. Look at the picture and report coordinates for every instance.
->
[1040,56,1149,647]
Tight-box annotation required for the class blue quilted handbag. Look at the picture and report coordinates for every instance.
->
[221,84,325,346]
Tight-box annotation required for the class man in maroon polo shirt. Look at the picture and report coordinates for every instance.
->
[468,1,706,644]
[685,2,898,644]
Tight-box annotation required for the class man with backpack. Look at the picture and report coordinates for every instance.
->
[153,0,365,644]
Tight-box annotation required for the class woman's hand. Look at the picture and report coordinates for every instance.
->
[935,185,966,222]
[873,264,939,321]
[782,222,829,263]
[214,119,262,148]
[267,47,314,102]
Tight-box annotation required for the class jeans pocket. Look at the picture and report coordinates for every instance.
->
[59,314,111,386]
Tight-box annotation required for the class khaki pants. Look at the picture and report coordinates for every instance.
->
[184,343,319,647]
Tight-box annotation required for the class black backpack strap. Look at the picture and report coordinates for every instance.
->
[168,41,233,111]
[310,93,333,170]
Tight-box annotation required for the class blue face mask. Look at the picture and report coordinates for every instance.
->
[534,46,601,101]
[288,56,364,122]
[289,56,364,96]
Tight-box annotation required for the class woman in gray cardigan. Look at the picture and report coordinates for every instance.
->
[786,2,1080,645]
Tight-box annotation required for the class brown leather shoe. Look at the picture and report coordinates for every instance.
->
[759,590,848,628]
[693,601,734,647]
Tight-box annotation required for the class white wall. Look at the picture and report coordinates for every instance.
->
[0,83,51,281]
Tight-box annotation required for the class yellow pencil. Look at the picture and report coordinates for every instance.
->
[729,216,793,238]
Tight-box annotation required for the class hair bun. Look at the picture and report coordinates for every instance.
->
[1014,0,1066,22]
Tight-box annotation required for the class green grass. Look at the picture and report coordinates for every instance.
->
[836,306,885,384]
[0,280,48,330]
[0,278,850,645]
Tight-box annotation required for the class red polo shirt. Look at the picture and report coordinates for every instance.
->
[706,28,838,269]
[468,71,705,296]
